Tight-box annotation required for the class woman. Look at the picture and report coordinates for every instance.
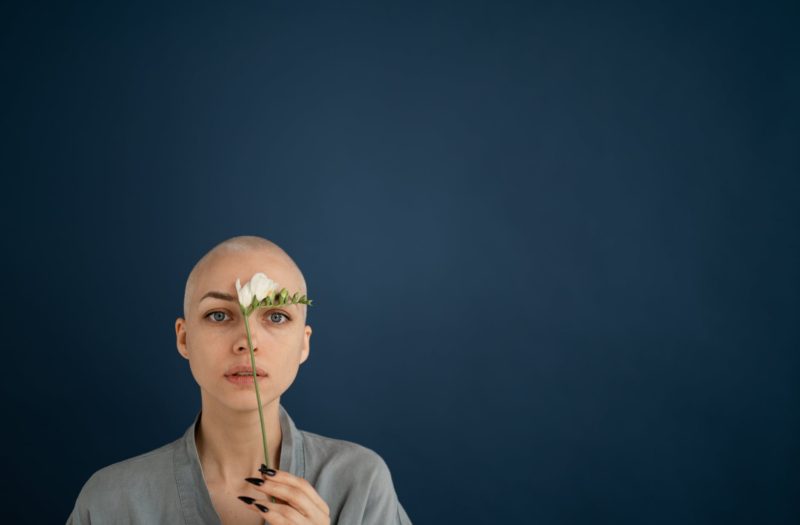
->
[67,236,412,524]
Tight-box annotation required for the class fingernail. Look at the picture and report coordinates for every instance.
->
[259,464,277,476]
[238,496,255,505]
[245,477,265,486]
[255,503,269,512]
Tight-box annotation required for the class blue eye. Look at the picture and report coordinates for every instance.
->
[268,312,289,324]
[207,311,230,323]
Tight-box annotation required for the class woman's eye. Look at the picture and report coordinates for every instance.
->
[267,312,289,324]
[207,311,230,323]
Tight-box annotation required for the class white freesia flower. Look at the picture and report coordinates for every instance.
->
[235,278,254,308]
[249,272,281,302]
[231,271,313,476]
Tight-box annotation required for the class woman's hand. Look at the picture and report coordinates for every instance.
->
[239,467,330,524]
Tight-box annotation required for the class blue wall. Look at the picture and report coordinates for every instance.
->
[3,1,798,523]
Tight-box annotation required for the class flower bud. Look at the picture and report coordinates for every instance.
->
[235,278,255,309]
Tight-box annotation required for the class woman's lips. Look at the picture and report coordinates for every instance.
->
[225,374,268,386]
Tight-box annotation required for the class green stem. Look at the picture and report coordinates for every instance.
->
[243,309,270,469]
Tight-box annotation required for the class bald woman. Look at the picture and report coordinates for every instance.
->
[67,236,412,525]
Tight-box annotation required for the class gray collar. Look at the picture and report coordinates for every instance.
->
[173,404,305,524]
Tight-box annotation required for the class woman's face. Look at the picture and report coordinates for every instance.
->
[175,249,312,412]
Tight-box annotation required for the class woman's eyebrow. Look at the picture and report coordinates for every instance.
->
[200,291,235,302]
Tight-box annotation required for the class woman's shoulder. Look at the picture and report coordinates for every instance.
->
[301,429,389,470]
[80,439,179,489]
[298,430,412,524]
[299,429,399,492]
[68,438,181,520]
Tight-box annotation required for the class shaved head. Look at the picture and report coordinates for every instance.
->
[174,236,313,416]
[182,235,308,319]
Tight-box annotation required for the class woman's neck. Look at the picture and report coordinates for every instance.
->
[195,394,283,486]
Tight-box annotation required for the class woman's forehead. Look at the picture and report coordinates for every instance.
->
[197,251,304,294]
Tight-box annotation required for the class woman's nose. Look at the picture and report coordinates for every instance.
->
[236,336,257,353]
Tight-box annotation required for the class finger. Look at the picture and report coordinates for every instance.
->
[253,476,327,521]
[244,478,289,505]
[243,497,309,525]
[256,465,330,516]
[257,468,330,516]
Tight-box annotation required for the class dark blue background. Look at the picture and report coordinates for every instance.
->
[2,1,798,523]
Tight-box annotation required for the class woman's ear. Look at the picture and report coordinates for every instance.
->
[175,318,189,360]
[300,325,312,364]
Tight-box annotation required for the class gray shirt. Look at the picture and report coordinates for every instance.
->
[66,404,412,524]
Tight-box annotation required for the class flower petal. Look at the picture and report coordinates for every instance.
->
[237,280,254,308]
[250,272,280,302]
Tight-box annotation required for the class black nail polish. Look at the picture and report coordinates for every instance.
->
[255,503,269,513]
[238,496,255,505]
[245,477,265,486]
[259,464,277,476]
